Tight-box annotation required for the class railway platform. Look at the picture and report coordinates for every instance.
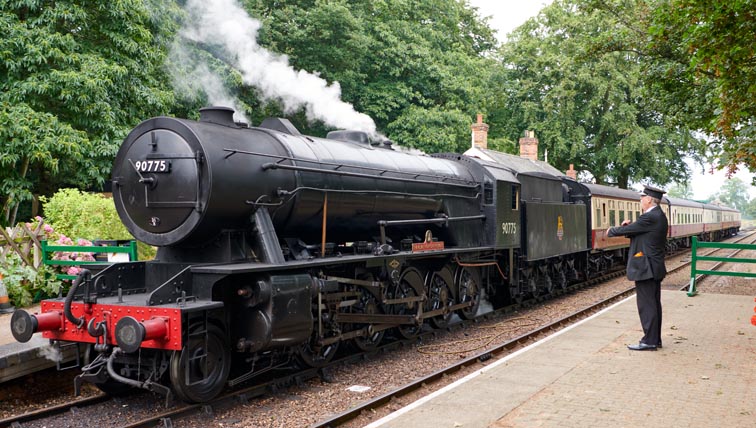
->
[366,290,756,428]
[0,305,83,383]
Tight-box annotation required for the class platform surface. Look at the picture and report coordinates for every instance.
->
[367,291,756,428]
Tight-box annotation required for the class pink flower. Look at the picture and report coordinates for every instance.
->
[43,224,54,233]
[67,266,82,276]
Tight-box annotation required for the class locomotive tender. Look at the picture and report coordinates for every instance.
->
[10,107,740,402]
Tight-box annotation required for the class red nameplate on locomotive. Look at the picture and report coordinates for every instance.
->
[412,241,445,252]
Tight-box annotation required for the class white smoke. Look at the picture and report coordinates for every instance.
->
[174,0,377,135]
[169,43,249,123]
[37,343,62,363]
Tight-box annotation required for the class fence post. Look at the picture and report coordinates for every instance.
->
[687,236,698,297]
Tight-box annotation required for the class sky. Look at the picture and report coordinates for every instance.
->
[466,0,756,200]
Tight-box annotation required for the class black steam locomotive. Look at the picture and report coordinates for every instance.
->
[9,107,736,403]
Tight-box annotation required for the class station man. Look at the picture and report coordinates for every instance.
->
[607,185,668,351]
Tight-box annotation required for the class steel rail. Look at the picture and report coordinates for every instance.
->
[0,394,109,427]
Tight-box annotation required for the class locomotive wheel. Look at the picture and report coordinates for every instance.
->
[352,291,385,352]
[541,268,554,295]
[426,265,455,329]
[456,266,481,320]
[169,324,231,403]
[394,268,423,339]
[298,332,339,368]
[555,266,568,290]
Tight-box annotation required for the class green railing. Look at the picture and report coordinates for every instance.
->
[688,236,756,296]
[42,240,139,281]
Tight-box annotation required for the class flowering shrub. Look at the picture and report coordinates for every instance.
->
[28,216,96,280]
[50,235,96,277]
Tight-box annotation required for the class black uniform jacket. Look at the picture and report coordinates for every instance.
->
[607,206,668,282]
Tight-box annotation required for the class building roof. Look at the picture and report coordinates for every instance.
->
[464,147,566,177]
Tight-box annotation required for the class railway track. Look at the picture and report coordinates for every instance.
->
[669,231,756,291]
[309,283,637,428]
[0,267,624,428]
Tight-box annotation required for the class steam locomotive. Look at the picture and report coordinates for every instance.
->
[10,107,740,403]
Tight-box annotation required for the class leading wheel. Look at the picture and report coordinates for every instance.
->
[169,324,231,403]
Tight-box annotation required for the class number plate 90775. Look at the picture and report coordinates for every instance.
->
[135,160,171,173]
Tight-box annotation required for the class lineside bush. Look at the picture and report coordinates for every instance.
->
[41,188,155,260]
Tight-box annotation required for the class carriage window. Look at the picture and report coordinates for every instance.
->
[619,211,625,224]
[595,209,602,227]
[609,210,616,226]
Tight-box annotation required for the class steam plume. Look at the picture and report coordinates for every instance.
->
[173,0,376,135]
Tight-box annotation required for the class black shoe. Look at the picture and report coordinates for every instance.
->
[628,342,657,351]
[642,340,662,348]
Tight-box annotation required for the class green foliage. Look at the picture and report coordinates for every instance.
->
[743,199,756,220]
[41,188,155,259]
[496,0,702,188]
[385,106,473,153]
[586,0,756,177]
[713,178,750,212]
[0,0,180,226]
[0,253,61,308]
[666,183,693,199]
[228,0,502,151]
[41,189,131,241]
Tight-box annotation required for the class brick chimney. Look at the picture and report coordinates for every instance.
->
[471,114,489,150]
[566,164,577,180]
[519,130,538,160]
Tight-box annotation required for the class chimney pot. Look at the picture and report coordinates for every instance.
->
[471,114,489,150]
[519,130,538,160]
[566,164,577,179]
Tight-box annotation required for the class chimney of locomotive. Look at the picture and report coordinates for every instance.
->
[199,106,237,127]
[519,130,539,160]
[470,114,489,149]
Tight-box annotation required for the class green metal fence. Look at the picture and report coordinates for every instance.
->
[42,240,138,281]
[688,236,756,296]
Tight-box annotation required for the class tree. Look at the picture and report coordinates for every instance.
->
[714,177,750,212]
[586,0,756,177]
[225,0,503,150]
[494,0,704,188]
[743,198,756,219]
[667,183,693,199]
[0,0,179,226]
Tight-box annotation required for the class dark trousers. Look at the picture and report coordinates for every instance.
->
[635,278,662,346]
